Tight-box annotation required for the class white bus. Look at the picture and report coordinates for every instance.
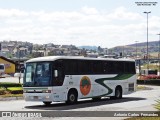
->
[23,56,136,105]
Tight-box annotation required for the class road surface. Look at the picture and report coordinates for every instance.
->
[0,85,159,120]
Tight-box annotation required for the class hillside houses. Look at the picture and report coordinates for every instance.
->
[2,40,158,59]
[2,40,160,60]
[0,41,87,58]
[1,41,32,58]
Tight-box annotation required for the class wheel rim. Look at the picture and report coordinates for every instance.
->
[69,94,75,102]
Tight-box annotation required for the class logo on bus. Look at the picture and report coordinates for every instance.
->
[80,76,91,96]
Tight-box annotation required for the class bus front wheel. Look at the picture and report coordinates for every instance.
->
[66,90,78,104]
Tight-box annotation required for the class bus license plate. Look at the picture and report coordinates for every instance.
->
[34,96,38,100]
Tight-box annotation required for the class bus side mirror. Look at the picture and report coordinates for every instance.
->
[21,67,24,73]
[54,70,58,77]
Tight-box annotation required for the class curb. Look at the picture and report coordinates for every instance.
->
[0,97,24,101]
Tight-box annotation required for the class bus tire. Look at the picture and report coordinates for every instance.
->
[43,101,52,106]
[66,90,78,104]
[110,86,122,99]
[92,97,101,101]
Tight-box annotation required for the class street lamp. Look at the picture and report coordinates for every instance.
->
[122,46,124,58]
[157,33,160,75]
[135,41,138,59]
[17,46,21,83]
[143,11,151,70]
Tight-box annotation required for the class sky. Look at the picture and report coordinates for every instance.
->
[0,0,159,48]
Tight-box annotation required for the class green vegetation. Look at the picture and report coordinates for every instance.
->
[0,82,22,88]
[155,99,160,111]
[142,64,159,71]
[7,87,23,94]
[0,82,23,96]
[137,85,153,91]
[137,85,146,90]
[7,87,23,91]
[0,88,5,95]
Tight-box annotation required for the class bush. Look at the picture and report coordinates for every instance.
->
[10,90,23,94]
[7,87,23,91]
[155,99,160,111]
[0,89,5,95]
[0,84,23,95]
[137,80,160,86]
[0,82,22,89]
[6,87,23,94]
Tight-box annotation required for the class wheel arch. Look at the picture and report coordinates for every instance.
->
[66,88,79,104]
[67,88,78,98]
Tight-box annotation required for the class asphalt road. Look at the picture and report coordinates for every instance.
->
[0,85,159,120]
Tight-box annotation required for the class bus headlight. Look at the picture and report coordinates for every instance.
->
[42,90,51,93]
[23,90,27,93]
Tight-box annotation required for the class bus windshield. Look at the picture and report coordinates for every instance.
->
[23,62,52,87]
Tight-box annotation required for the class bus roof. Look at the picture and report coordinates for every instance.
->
[26,56,135,63]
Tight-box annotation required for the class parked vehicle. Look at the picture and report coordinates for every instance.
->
[0,64,5,77]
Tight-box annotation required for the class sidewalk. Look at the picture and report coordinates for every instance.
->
[0,96,24,101]
[0,76,23,84]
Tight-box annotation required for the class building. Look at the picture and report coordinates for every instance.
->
[0,56,16,75]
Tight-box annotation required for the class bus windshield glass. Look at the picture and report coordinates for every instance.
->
[23,62,52,87]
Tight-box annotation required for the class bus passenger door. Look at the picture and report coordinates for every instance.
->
[53,60,65,86]
[53,60,65,101]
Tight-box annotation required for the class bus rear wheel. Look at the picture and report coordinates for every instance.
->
[43,101,52,106]
[110,87,122,99]
[92,97,101,101]
[66,90,78,104]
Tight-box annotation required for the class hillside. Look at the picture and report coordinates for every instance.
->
[109,41,159,57]
[78,46,98,51]
[128,41,159,47]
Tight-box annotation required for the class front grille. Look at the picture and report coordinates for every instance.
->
[26,91,42,93]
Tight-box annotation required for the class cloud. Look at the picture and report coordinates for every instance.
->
[0,8,28,18]
[81,6,99,14]
[0,7,159,48]
[107,7,143,20]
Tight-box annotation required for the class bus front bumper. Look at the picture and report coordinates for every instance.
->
[23,93,53,102]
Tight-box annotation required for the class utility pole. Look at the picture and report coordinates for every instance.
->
[143,11,151,71]
[135,41,138,59]
[157,33,160,75]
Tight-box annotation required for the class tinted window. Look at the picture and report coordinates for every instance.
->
[64,60,78,75]
[124,62,136,74]
[57,59,135,75]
